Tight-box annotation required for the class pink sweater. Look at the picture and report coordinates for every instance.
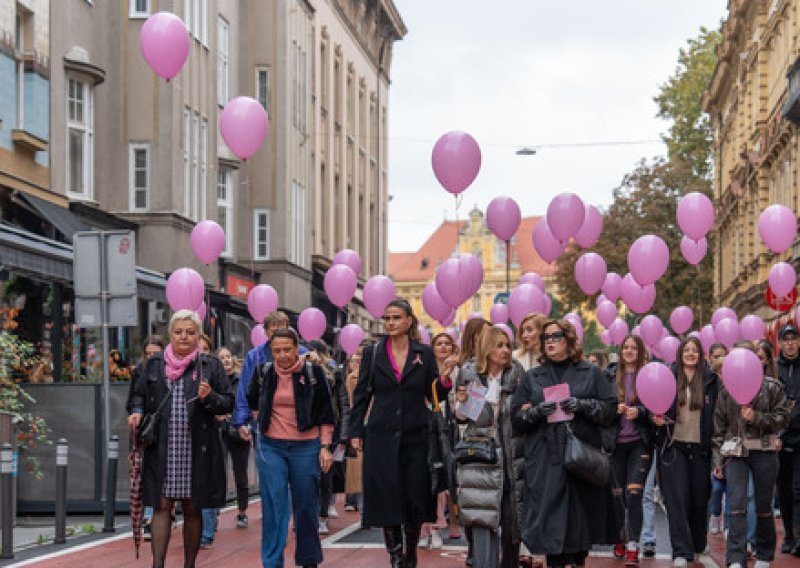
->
[265,371,333,444]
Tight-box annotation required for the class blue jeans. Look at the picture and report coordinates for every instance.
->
[201,508,218,543]
[256,435,323,568]
[641,454,657,544]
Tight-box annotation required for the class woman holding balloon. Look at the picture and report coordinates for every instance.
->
[712,344,789,568]
[652,336,718,567]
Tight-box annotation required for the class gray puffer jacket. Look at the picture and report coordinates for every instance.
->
[455,360,524,538]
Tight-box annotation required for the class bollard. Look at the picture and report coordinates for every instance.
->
[103,435,119,533]
[54,439,68,544]
[1,442,13,559]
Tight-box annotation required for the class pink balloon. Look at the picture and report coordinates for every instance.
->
[324,264,357,308]
[431,131,481,195]
[546,193,586,242]
[333,249,362,276]
[677,192,715,241]
[722,348,764,405]
[699,324,716,354]
[564,313,584,340]
[600,329,611,346]
[486,196,521,241]
[298,308,326,341]
[250,324,267,347]
[468,311,483,320]
[715,318,740,349]
[636,362,677,415]
[596,301,617,328]
[422,283,452,323]
[759,204,797,254]
[519,272,545,291]
[495,323,514,341]
[542,294,552,317]
[628,235,670,286]
[669,306,693,335]
[740,315,765,341]
[490,303,509,325]
[640,315,664,347]
[574,252,607,295]
[435,258,472,309]
[621,273,656,314]
[441,310,456,327]
[609,319,629,346]
[459,253,484,296]
[769,262,797,298]
[139,12,190,80]
[601,273,622,303]
[712,307,737,327]
[532,219,567,263]
[659,336,680,365]
[190,220,226,265]
[680,236,707,265]
[195,301,207,321]
[220,96,269,160]
[632,325,641,337]
[247,284,279,322]
[596,294,608,306]
[446,328,459,344]
[574,205,603,249]
[166,267,204,312]
[417,324,431,345]
[364,276,395,319]
[339,324,365,355]
[507,284,546,327]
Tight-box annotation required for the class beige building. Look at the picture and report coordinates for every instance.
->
[703,0,800,339]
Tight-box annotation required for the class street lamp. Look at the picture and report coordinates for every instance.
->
[516,147,537,156]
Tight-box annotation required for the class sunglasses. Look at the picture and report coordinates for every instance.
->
[542,331,566,343]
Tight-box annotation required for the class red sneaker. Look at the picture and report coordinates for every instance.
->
[613,543,625,559]
[624,548,640,566]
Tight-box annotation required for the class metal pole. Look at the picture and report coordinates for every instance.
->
[55,438,68,544]
[100,233,111,456]
[505,240,511,296]
[103,435,119,533]
[1,442,14,559]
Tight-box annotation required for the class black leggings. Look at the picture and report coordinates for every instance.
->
[610,439,652,544]
[226,438,251,512]
[151,497,201,568]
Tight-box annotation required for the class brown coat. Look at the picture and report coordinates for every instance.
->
[345,371,362,494]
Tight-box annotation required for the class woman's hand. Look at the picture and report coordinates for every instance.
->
[351,438,363,452]
[442,356,457,377]
[238,425,252,442]
[617,403,627,415]
[713,467,724,480]
[127,413,142,429]
[456,385,468,403]
[624,407,639,420]
[653,414,666,427]
[741,406,754,422]
[320,447,333,473]
[198,380,212,400]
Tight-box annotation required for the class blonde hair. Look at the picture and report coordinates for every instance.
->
[168,309,202,335]
[476,326,513,375]
[516,312,548,354]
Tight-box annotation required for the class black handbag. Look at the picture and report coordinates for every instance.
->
[563,422,610,487]
[453,391,499,466]
[137,385,173,449]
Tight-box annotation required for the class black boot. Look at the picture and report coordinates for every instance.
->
[403,523,422,568]
[465,525,474,566]
[382,526,404,568]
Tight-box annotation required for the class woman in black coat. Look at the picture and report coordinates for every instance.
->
[350,298,453,568]
[127,310,234,568]
[511,318,617,568]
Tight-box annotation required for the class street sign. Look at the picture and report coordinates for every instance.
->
[493,292,509,305]
[766,285,797,312]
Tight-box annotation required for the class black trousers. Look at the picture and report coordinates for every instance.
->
[610,439,652,544]
[226,438,251,512]
[320,468,333,518]
[778,449,800,547]
[726,450,778,566]
[658,441,710,561]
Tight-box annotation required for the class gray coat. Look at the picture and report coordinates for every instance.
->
[455,360,525,538]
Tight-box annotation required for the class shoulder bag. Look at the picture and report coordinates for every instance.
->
[453,385,498,465]
[137,384,173,449]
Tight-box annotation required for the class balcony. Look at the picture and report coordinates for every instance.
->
[11,129,48,153]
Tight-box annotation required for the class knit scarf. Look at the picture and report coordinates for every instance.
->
[275,356,304,382]
[164,344,200,382]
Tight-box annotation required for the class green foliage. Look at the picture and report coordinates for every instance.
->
[81,523,96,535]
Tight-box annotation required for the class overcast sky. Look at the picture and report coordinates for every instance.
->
[387,1,727,252]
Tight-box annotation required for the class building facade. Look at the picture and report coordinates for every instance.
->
[388,207,556,335]
[704,0,800,336]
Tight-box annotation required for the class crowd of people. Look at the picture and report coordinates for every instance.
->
[125,302,800,568]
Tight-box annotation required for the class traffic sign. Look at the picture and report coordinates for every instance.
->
[766,285,797,312]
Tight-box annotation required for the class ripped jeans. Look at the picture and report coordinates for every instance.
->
[611,439,653,544]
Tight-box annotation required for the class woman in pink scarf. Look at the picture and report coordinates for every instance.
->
[127,310,234,567]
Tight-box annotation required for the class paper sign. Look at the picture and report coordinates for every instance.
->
[459,382,488,422]
[543,383,573,423]
[332,445,346,462]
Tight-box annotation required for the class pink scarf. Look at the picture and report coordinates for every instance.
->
[164,344,200,381]
[276,357,304,382]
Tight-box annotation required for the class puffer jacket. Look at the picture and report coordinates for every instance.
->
[455,360,525,538]
[712,375,790,470]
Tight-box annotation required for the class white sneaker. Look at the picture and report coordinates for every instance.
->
[418,535,430,549]
[430,529,443,549]
[328,505,339,518]
[709,515,721,535]
[728,563,742,568]
[318,519,329,534]
[753,561,770,568]
[672,558,687,567]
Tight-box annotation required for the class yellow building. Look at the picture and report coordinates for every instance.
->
[388,207,556,334]
[703,0,800,337]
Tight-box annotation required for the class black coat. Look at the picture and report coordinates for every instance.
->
[350,338,445,527]
[777,354,800,448]
[510,359,618,555]
[130,352,234,508]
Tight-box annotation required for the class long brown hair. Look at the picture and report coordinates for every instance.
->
[538,318,583,364]
[676,336,704,410]
[615,334,647,404]
[385,298,421,342]
[460,318,489,364]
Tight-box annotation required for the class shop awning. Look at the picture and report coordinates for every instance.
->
[16,192,89,241]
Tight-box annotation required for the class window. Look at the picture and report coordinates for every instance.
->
[200,0,208,45]
[191,112,199,219]
[256,66,270,112]
[184,0,192,35]
[472,295,481,312]
[67,77,94,198]
[129,144,149,210]
[217,169,233,256]
[217,17,229,105]
[129,0,150,18]
[200,118,208,219]
[291,182,306,265]
[183,108,191,217]
[254,209,270,260]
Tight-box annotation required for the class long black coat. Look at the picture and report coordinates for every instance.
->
[350,338,444,527]
[510,360,618,555]
[130,352,234,508]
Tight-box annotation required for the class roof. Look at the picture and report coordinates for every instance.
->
[389,216,556,283]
